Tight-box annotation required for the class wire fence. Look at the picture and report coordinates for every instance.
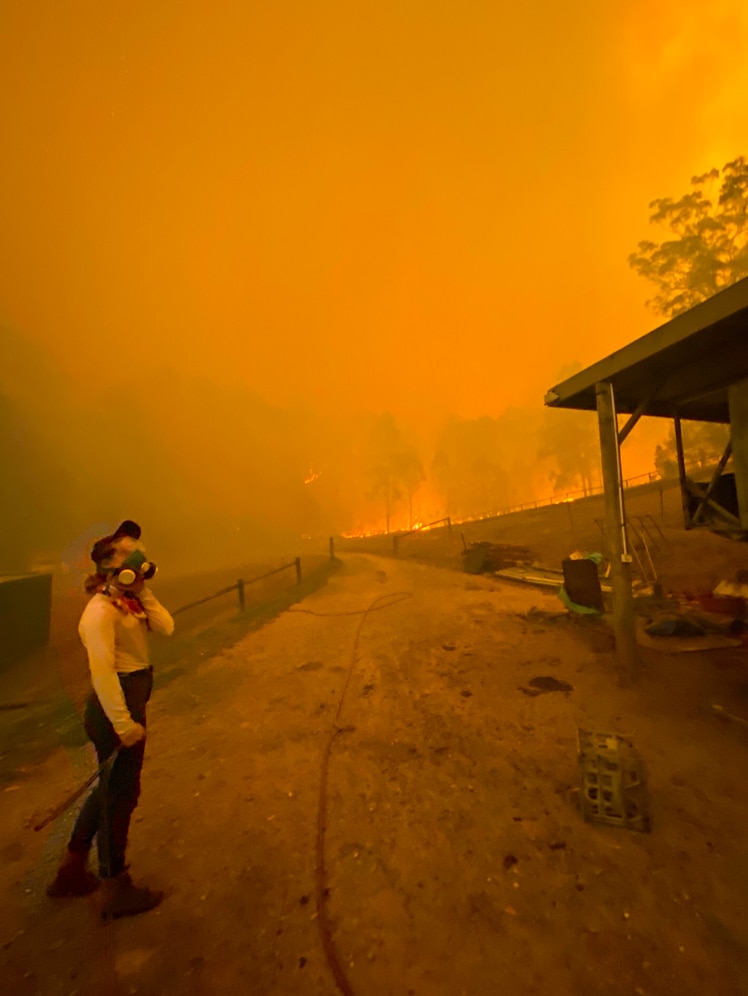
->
[460,470,663,522]
[350,472,667,548]
[171,557,304,618]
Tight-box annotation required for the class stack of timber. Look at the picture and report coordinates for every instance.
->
[461,541,535,574]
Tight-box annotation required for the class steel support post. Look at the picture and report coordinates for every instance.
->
[595,380,639,684]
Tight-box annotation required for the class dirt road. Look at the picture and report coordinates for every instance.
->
[2,554,747,995]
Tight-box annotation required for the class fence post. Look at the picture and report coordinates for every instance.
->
[446,516,452,535]
[659,484,664,517]
[237,579,245,613]
[329,536,335,560]
[392,534,399,557]
[295,557,302,585]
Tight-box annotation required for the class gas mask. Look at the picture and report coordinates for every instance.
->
[110,548,157,587]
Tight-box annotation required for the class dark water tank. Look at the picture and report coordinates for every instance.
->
[0,573,53,667]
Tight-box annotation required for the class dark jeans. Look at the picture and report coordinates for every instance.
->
[68,667,153,878]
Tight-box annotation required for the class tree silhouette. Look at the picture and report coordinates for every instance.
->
[627,156,748,318]
[365,413,423,533]
[393,449,425,530]
[654,421,731,479]
[539,363,601,496]
[431,416,511,519]
[537,407,600,495]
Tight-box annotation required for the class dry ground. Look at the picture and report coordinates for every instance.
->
[1,484,748,995]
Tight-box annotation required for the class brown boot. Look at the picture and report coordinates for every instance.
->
[47,846,100,898]
[100,871,164,920]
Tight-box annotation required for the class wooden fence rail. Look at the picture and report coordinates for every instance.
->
[172,557,303,618]
[392,516,452,556]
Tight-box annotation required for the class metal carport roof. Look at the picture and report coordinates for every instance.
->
[544,276,748,424]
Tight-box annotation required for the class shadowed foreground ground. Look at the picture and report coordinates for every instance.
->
[2,552,748,996]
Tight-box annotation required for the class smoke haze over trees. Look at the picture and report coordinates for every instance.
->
[4,329,663,575]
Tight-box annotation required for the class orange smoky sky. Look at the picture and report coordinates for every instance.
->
[1,0,747,423]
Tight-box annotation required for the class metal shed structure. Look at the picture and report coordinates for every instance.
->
[544,276,748,682]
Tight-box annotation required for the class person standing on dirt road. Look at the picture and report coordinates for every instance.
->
[47,520,175,920]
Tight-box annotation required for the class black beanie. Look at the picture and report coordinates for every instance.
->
[90,521,142,567]
[113,520,141,540]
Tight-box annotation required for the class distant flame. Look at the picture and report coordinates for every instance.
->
[304,469,321,485]
[341,526,388,539]
[342,517,435,539]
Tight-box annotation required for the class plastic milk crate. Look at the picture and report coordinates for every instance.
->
[577,729,651,833]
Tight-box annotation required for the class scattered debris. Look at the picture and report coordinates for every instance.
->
[462,542,535,575]
[514,607,568,625]
[577,729,650,833]
[517,655,562,668]
[645,609,745,638]
[644,614,706,637]
[297,661,323,671]
[713,578,748,600]
[711,703,748,729]
[670,574,748,621]
[497,565,566,588]
[519,676,574,697]
[635,618,741,653]
[498,563,613,595]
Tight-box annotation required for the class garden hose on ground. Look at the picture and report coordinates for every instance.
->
[289,591,413,996]
[32,749,120,833]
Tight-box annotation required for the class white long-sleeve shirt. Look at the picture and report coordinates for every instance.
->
[78,587,175,737]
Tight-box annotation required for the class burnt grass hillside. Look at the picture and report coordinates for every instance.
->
[331,478,747,598]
